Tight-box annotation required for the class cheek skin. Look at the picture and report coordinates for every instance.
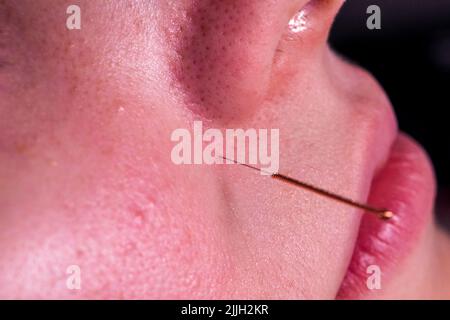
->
[0,1,238,298]
[0,72,235,298]
[0,1,232,298]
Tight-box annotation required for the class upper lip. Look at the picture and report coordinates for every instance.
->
[334,87,400,297]
[337,112,436,298]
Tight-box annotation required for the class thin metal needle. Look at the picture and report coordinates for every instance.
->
[220,155,394,220]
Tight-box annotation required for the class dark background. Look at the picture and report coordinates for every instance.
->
[329,0,450,228]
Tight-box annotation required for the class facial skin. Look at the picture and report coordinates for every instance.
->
[1,0,449,299]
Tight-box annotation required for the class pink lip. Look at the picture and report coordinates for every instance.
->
[337,133,436,299]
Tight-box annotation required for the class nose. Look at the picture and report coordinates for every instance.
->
[168,0,342,121]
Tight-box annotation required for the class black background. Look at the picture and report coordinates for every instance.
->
[0,300,447,317]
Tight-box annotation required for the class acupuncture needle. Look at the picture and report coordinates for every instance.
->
[219,156,394,221]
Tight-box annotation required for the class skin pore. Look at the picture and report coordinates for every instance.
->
[1,0,450,299]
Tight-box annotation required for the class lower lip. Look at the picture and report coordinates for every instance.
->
[337,133,436,299]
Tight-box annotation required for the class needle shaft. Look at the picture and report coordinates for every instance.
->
[220,156,394,220]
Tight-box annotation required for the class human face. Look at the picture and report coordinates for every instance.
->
[1,0,448,299]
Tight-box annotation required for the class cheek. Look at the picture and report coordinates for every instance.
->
[0,114,235,299]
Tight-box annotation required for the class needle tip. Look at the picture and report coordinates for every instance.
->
[380,210,394,220]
